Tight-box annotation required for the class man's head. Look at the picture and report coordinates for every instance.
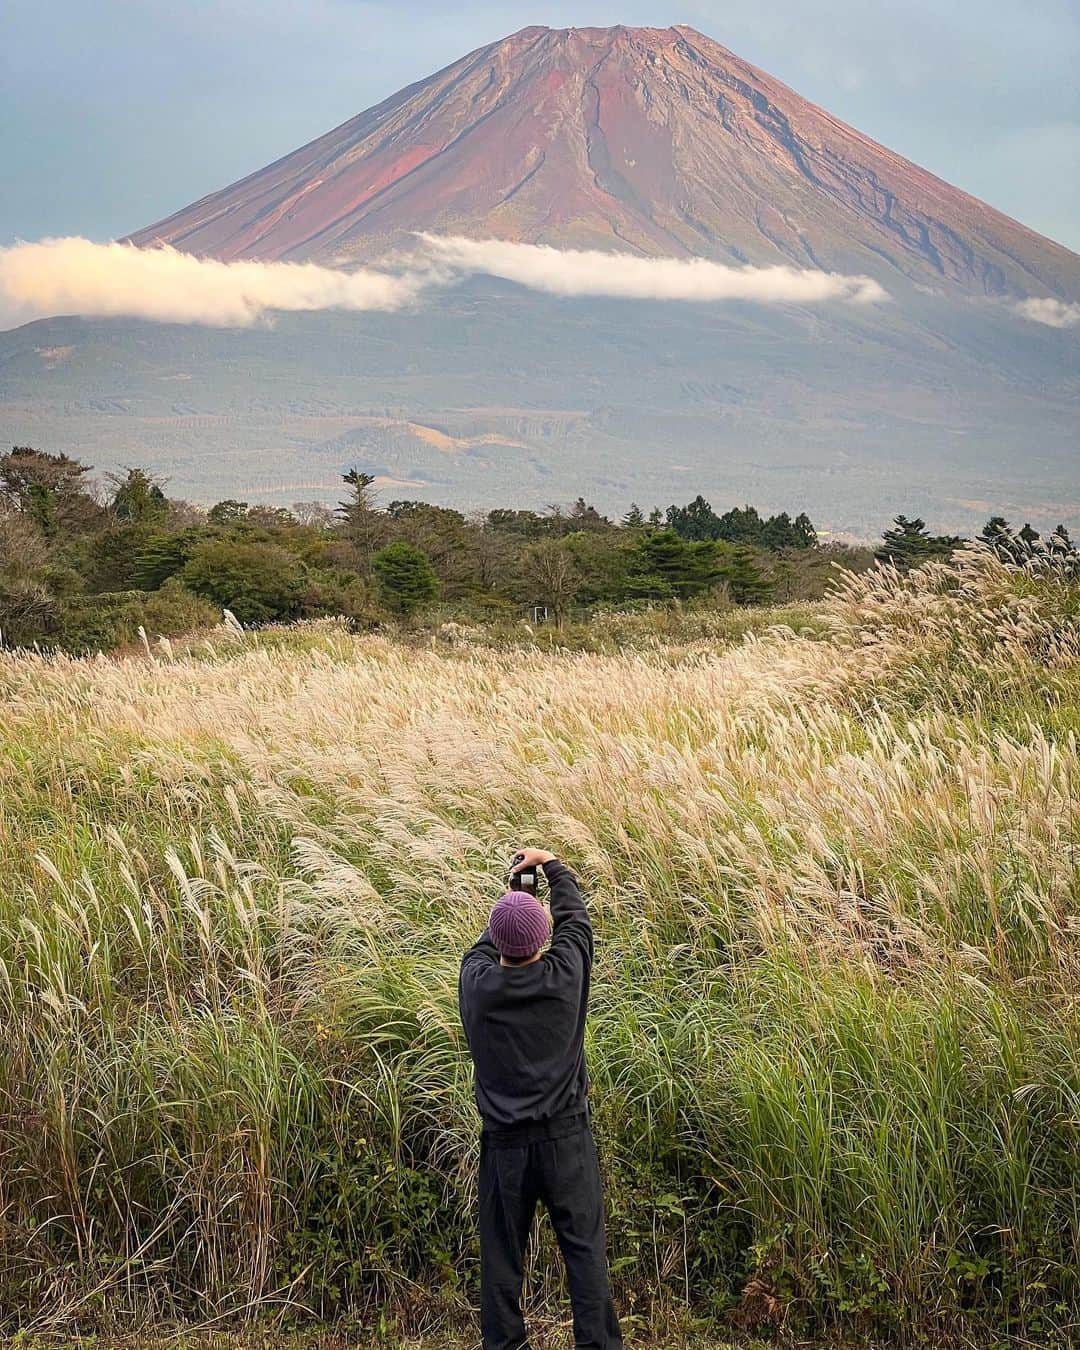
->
[489,890,551,963]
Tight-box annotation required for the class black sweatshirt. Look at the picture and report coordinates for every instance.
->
[458,859,593,1131]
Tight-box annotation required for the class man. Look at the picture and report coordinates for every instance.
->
[458,846,623,1350]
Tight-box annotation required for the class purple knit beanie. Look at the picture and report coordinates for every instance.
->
[489,891,552,958]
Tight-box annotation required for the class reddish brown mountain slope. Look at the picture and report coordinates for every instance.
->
[132,24,1076,300]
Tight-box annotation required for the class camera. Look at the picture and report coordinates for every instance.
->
[509,852,538,896]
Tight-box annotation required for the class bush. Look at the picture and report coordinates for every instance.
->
[48,581,218,653]
[181,538,308,624]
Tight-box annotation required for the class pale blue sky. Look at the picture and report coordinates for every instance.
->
[2,1,1078,251]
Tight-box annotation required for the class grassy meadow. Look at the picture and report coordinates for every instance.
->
[0,547,1077,1344]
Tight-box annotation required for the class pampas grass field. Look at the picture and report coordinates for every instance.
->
[0,547,1077,1344]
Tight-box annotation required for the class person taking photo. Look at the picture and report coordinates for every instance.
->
[458,847,623,1350]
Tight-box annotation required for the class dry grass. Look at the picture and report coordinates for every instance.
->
[0,546,1077,1343]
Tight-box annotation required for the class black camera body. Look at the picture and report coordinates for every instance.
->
[509,853,538,896]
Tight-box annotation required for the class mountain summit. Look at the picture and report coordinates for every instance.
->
[131,24,1077,301]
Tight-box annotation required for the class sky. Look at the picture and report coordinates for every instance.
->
[2,0,1078,253]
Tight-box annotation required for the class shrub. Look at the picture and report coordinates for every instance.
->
[182,538,308,624]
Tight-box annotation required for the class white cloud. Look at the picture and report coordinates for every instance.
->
[0,233,889,332]
[1013,296,1080,329]
[419,235,889,305]
[0,237,434,329]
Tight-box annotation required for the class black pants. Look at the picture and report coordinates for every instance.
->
[478,1115,623,1350]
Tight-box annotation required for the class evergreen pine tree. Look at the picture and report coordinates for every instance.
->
[716,504,763,544]
[338,469,386,569]
[1016,522,1041,558]
[666,495,722,541]
[793,512,818,548]
[371,541,439,617]
[718,544,775,605]
[877,516,933,569]
[979,516,1016,561]
[631,530,722,600]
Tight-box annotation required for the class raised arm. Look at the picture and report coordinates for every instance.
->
[543,859,590,945]
[509,848,593,967]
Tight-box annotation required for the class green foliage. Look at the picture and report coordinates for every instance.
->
[79,521,166,592]
[485,507,552,539]
[0,446,101,537]
[109,468,169,525]
[130,528,200,590]
[2,444,1076,658]
[48,580,218,653]
[716,543,774,605]
[665,497,818,549]
[631,530,725,600]
[876,515,961,569]
[181,538,308,624]
[371,541,440,617]
[207,498,251,524]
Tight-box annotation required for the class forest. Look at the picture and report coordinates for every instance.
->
[3,445,1072,652]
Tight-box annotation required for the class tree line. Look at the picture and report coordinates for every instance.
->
[0,446,1074,653]
[874,513,1076,569]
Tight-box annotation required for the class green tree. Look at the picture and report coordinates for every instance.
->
[567,497,611,533]
[718,543,775,605]
[181,538,307,624]
[207,499,250,525]
[338,470,386,569]
[130,529,203,591]
[486,508,553,540]
[560,531,633,605]
[246,505,298,528]
[877,516,959,570]
[978,516,1015,560]
[878,516,929,568]
[0,447,101,537]
[371,541,439,617]
[622,502,645,528]
[631,530,723,600]
[716,504,764,544]
[109,468,169,525]
[666,495,723,541]
[385,501,479,597]
[792,512,818,548]
[760,510,818,549]
[1017,521,1041,556]
[80,523,163,593]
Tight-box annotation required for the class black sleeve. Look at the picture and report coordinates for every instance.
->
[461,925,500,973]
[543,859,593,966]
[459,925,498,1030]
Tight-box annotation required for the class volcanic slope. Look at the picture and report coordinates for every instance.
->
[130,25,1078,303]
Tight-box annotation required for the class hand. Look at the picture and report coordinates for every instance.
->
[510,847,557,874]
